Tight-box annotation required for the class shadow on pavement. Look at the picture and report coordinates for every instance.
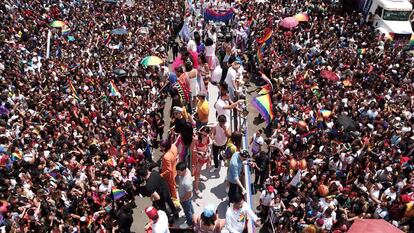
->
[210,180,228,200]
[216,200,229,219]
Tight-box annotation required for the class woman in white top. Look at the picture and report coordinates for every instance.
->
[205,37,219,71]
[185,61,200,107]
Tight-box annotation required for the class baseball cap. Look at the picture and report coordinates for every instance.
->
[202,204,215,218]
[267,185,275,193]
[173,106,183,112]
[145,206,158,220]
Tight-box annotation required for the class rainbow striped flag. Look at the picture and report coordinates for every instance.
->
[109,80,121,97]
[258,84,271,95]
[112,187,126,200]
[252,94,274,125]
[106,158,116,167]
[310,84,319,91]
[61,25,70,35]
[357,48,367,55]
[68,80,81,101]
[117,127,127,145]
[11,150,23,161]
[256,42,266,63]
[87,217,93,229]
[256,28,273,45]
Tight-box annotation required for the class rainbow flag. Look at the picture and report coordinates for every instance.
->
[11,150,23,161]
[106,158,116,167]
[104,34,111,46]
[87,217,93,229]
[109,80,121,97]
[410,34,414,45]
[252,94,274,125]
[256,28,273,45]
[68,80,81,101]
[357,48,367,55]
[258,71,273,90]
[117,127,127,145]
[310,84,319,91]
[258,84,271,95]
[320,109,332,117]
[256,42,266,63]
[61,25,70,35]
[112,187,126,200]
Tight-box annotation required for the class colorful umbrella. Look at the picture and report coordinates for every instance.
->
[320,70,339,82]
[280,17,299,30]
[111,28,128,35]
[50,20,66,28]
[320,109,332,117]
[140,56,163,66]
[294,13,310,22]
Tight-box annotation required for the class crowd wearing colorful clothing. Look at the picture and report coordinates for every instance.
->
[2,0,414,233]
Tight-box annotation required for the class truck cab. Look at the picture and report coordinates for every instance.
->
[363,0,414,44]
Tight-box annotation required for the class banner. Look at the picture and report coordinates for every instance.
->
[204,8,234,22]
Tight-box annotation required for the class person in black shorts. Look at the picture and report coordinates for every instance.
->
[137,167,178,224]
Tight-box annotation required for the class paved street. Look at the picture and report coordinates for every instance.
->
[132,81,265,233]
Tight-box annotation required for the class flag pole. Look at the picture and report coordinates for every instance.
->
[46,30,52,59]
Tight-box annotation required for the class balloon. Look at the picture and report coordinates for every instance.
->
[289,158,298,169]
[303,225,317,233]
[298,120,307,128]
[299,159,307,170]
[318,184,329,196]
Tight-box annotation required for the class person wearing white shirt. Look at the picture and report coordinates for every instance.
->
[259,186,276,220]
[144,207,170,233]
[383,187,397,204]
[249,130,264,157]
[226,193,261,233]
[215,90,243,124]
[210,115,231,172]
[98,178,113,193]
[225,61,242,100]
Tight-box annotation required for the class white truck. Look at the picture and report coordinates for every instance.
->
[356,0,414,45]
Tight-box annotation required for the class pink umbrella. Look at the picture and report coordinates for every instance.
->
[280,17,299,30]
[320,70,339,82]
[348,219,403,233]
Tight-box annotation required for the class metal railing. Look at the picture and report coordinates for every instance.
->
[238,86,256,233]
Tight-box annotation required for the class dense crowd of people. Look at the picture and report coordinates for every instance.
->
[1,0,414,232]
[0,0,183,232]
[243,0,414,232]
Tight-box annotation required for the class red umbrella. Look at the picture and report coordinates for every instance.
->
[320,70,339,82]
[280,17,299,30]
[348,219,403,233]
